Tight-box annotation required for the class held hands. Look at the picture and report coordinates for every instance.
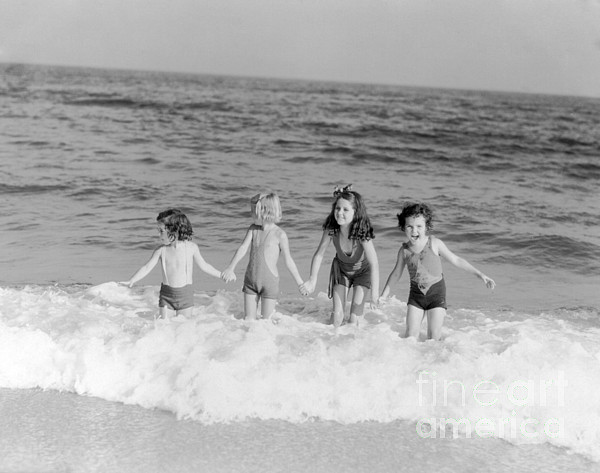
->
[221,268,237,283]
[369,295,383,311]
[297,281,308,296]
[299,279,315,296]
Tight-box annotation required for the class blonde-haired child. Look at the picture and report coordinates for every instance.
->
[222,193,304,320]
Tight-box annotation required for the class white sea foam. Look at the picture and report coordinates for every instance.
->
[0,283,599,460]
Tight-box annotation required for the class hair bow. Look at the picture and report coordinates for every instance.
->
[251,193,269,204]
[333,184,353,197]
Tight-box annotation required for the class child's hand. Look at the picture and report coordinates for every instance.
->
[119,281,133,288]
[482,275,496,290]
[298,282,308,296]
[221,269,236,283]
[299,280,315,295]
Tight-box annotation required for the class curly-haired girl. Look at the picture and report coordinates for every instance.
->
[121,208,223,318]
[381,202,495,340]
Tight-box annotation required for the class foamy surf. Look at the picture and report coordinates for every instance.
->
[0,282,599,461]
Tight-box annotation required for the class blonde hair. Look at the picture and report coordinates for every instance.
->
[251,192,282,223]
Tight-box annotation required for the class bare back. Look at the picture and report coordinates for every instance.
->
[160,240,195,287]
[260,225,283,277]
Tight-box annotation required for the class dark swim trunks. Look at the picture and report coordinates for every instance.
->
[159,283,194,311]
[407,278,447,311]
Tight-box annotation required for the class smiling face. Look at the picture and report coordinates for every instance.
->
[334,197,355,227]
[403,214,428,245]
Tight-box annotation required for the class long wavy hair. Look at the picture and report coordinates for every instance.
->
[322,187,374,241]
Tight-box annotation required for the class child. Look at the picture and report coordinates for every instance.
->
[222,192,304,320]
[380,202,495,340]
[300,185,379,327]
[121,209,223,318]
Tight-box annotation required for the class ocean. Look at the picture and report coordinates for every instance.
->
[0,63,599,472]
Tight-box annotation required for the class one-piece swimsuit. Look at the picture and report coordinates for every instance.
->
[402,237,446,310]
[328,232,371,298]
[243,225,279,300]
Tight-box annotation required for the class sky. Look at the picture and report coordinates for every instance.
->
[1,0,600,97]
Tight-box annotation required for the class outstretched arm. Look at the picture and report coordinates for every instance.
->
[361,239,380,306]
[121,248,162,287]
[193,244,223,279]
[435,237,496,289]
[380,249,406,299]
[279,230,304,289]
[221,228,253,282]
[299,231,331,295]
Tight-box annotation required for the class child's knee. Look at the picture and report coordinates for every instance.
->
[350,301,365,317]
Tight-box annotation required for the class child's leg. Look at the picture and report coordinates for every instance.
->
[405,305,425,338]
[158,305,175,319]
[244,293,260,320]
[176,307,193,318]
[331,284,348,327]
[348,285,367,325]
[260,298,277,319]
[426,308,446,340]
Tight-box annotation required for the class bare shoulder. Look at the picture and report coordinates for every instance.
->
[359,237,375,248]
[187,241,201,253]
[430,235,446,254]
[274,225,289,242]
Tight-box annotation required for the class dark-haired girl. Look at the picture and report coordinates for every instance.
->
[121,208,223,318]
[381,202,495,340]
[300,185,379,327]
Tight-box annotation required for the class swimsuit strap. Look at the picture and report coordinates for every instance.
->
[257,226,275,248]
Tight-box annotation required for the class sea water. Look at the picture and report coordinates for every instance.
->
[0,63,599,471]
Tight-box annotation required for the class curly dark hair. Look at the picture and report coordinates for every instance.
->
[396,202,434,231]
[157,208,193,241]
[323,189,374,241]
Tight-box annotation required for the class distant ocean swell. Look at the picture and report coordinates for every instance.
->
[63,97,235,114]
[481,234,600,274]
[1,283,599,460]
